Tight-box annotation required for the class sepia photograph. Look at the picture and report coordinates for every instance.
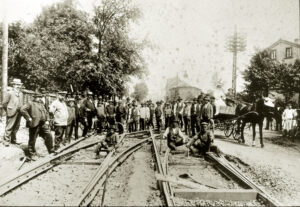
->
[0,0,299,206]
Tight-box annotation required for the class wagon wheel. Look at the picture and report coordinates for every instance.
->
[224,121,233,137]
[232,121,240,140]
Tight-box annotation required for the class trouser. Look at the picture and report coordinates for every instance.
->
[165,116,171,128]
[65,120,76,143]
[148,117,154,128]
[74,117,79,139]
[132,120,138,132]
[54,125,66,150]
[178,114,183,129]
[191,141,220,156]
[167,138,184,150]
[156,118,161,132]
[183,116,191,136]
[78,117,88,137]
[87,113,94,132]
[4,112,22,143]
[140,118,145,130]
[191,115,198,136]
[97,116,106,133]
[107,116,115,126]
[28,122,53,157]
[119,117,126,134]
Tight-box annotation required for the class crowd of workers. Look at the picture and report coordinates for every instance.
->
[0,79,221,160]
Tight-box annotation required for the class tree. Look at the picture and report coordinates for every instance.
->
[131,82,148,102]
[243,50,279,98]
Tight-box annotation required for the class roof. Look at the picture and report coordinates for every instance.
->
[267,39,300,50]
[165,77,190,91]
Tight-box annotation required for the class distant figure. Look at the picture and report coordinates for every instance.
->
[94,125,118,158]
[155,101,163,133]
[282,103,297,138]
[2,78,24,146]
[163,117,187,151]
[65,98,76,144]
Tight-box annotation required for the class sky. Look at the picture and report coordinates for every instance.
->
[0,0,299,100]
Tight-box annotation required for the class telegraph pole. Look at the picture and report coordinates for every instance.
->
[2,1,8,104]
[226,25,246,97]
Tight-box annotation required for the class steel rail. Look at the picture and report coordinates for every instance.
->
[75,134,151,206]
[207,152,282,206]
[150,128,175,206]
[0,134,103,197]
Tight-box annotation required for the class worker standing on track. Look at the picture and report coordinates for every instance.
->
[81,91,96,133]
[186,122,221,156]
[49,91,68,150]
[20,92,55,160]
[65,98,76,144]
[1,78,24,147]
[163,117,187,151]
[94,125,118,158]
[155,101,163,133]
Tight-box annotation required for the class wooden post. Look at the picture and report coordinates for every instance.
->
[1,2,8,115]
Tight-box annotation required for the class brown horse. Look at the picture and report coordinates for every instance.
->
[236,97,274,148]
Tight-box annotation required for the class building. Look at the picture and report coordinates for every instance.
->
[266,39,300,104]
[267,39,300,64]
[165,77,202,101]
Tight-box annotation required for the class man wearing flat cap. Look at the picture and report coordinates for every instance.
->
[49,91,68,150]
[186,122,221,156]
[200,95,214,124]
[2,78,24,146]
[20,92,54,159]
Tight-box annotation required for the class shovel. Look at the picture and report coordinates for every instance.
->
[179,173,218,189]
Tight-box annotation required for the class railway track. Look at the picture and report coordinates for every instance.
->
[153,132,282,207]
[0,131,152,206]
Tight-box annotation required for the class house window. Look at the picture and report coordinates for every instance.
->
[271,50,276,60]
[286,47,293,58]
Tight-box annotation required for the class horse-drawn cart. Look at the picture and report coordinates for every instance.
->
[214,105,241,141]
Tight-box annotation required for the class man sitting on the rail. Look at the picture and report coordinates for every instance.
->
[163,117,187,151]
[186,122,221,156]
[94,125,118,158]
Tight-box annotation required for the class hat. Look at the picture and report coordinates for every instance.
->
[58,91,68,95]
[156,101,161,105]
[171,117,180,124]
[33,92,43,97]
[177,97,182,101]
[67,98,75,102]
[201,122,209,125]
[11,78,23,85]
[204,96,210,101]
[87,91,93,95]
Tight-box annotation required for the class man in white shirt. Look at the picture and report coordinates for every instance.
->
[139,103,150,130]
[49,91,68,150]
[163,117,187,151]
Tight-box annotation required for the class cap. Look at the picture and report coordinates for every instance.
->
[201,122,209,125]
[87,91,93,95]
[58,91,68,95]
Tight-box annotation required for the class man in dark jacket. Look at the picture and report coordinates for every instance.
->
[116,100,127,134]
[20,92,54,159]
[191,98,199,136]
[106,100,116,126]
[81,91,96,133]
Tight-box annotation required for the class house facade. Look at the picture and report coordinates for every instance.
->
[266,39,300,104]
[267,39,300,64]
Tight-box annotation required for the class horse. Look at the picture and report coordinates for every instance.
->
[236,97,274,148]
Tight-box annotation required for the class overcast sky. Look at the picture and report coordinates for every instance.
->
[0,0,299,99]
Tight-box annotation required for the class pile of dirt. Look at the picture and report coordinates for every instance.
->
[227,157,300,206]
[173,197,264,206]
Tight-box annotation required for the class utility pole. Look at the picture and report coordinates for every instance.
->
[1,2,8,105]
[225,25,246,97]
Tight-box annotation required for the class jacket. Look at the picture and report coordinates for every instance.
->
[82,98,96,116]
[20,100,48,128]
[49,99,68,126]
[67,106,76,125]
[2,89,23,117]
[200,103,214,120]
